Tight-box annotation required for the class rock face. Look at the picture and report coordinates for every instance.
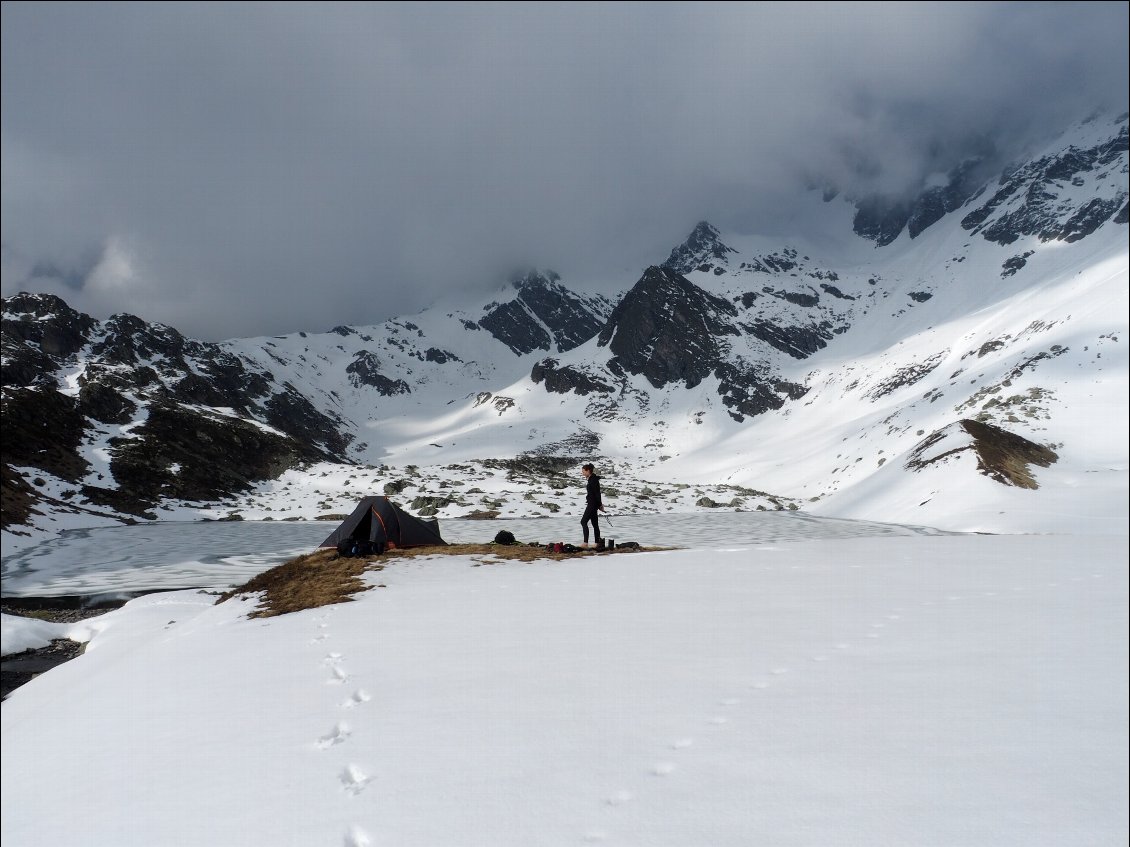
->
[961,116,1128,245]
[346,351,411,395]
[741,319,834,360]
[853,158,991,245]
[714,362,808,421]
[906,158,995,238]
[574,264,810,421]
[478,270,612,355]
[850,113,1128,246]
[662,221,739,275]
[598,266,738,389]
[852,196,915,247]
[92,402,318,514]
[530,359,615,396]
[1,293,353,523]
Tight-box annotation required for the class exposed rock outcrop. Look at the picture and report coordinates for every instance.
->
[598,266,738,389]
[662,221,739,275]
[479,270,611,355]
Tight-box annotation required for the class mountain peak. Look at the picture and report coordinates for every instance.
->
[662,221,739,275]
[596,265,739,389]
[510,269,562,292]
[477,270,611,356]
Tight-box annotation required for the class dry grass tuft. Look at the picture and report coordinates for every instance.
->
[961,418,1058,489]
[219,542,664,618]
[217,548,375,619]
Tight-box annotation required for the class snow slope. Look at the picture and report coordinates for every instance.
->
[2,533,1126,846]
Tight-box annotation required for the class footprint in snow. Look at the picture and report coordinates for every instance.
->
[342,689,371,709]
[606,789,635,806]
[719,697,740,706]
[770,667,789,676]
[344,826,371,847]
[671,738,694,750]
[317,721,352,749]
[340,764,371,795]
[328,665,350,684]
[708,716,729,726]
[651,762,676,776]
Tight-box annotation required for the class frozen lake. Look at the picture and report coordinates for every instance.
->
[1,511,951,600]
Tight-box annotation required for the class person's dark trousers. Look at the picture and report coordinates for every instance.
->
[582,505,601,544]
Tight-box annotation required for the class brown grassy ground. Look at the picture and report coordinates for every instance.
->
[219,542,663,618]
[961,418,1058,488]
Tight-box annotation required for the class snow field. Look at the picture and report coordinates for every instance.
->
[2,533,1126,846]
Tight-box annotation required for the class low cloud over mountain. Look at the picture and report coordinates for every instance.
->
[2,4,1127,340]
[3,112,1126,538]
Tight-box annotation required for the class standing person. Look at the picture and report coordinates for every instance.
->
[581,463,604,547]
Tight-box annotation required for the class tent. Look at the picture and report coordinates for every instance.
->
[319,496,447,551]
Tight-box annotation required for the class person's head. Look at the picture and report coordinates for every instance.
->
[582,463,595,477]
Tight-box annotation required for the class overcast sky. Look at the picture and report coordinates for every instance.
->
[2,2,1127,340]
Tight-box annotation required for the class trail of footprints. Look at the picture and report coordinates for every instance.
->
[578,572,1102,845]
[300,571,1102,846]
[580,608,899,844]
[308,610,375,847]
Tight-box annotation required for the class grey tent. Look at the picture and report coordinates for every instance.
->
[320,496,447,551]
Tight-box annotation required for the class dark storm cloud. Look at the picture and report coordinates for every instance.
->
[2,2,1126,340]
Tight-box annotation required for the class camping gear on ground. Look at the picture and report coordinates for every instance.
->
[616,541,640,549]
[337,538,387,558]
[321,496,447,552]
[606,539,615,550]
[595,540,606,552]
[494,530,517,545]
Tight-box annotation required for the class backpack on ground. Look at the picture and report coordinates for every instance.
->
[338,538,386,557]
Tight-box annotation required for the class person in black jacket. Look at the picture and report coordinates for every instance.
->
[580,463,604,546]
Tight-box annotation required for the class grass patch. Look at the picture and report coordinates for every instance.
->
[961,419,1058,489]
[217,549,374,619]
[219,542,666,618]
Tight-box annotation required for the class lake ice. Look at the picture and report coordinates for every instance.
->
[1,511,950,598]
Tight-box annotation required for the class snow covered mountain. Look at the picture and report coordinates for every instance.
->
[2,111,1127,541]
